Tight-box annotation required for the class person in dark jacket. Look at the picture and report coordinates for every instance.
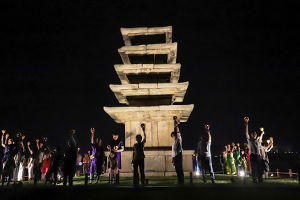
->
[132,123,146,186]
[44,143,63,186]
[63,130,76,186]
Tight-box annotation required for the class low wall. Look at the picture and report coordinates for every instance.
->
[105,150,194,177]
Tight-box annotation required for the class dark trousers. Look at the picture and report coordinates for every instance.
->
[45,166,58,186]
[200,156,215,182]
[250,154,263,182]
[63,168,75,186]
[173,153,184,184]
[33,163,42,184]
[133,159,145,185]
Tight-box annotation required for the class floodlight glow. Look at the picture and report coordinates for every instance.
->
[239,171,245,176]
[196,172,200,176]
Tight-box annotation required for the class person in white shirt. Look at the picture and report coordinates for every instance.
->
[171,117,184,185]
[244,117,263,183]
[197,124,215,183]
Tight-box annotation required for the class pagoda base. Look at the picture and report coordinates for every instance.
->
[105,150,193,177]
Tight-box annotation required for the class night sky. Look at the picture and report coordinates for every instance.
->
[1,1,299,155]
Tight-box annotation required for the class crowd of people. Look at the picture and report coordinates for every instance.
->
[0,128,126,186]
[219,117,274,182]
[0,129,77,186]
[0,116,274,186]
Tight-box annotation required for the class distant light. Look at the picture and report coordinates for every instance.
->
[196,172,200,176]
[239,171,245,176]
[271,174,274,177]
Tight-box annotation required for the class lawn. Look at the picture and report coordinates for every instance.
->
[1,174,300,200]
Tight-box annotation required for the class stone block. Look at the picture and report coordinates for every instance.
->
[152,121,158,146]
[125,121,131,147]
[138,83,158,89]
[145,155,165,171]
[157,121,170,146]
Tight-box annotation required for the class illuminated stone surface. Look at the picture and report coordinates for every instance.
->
[104,26,194,175]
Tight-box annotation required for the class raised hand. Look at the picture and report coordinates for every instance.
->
[141,123,145,131]
[2,130,6,135]
[205,124,210,130]
[90,128,95,134]
[36,139,39,143]
[5,134,9,139]
[27,141,31,146]
[114,146,118,152]
[173,116,178,126]
[22,135,25,140]
[244,116,249,124]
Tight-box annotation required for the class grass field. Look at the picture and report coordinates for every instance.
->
[1,174,300,200]
[2,174,299,187]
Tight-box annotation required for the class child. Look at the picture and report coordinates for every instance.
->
[107,152,118,184]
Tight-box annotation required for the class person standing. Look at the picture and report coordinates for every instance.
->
[197,124,215,184]
[36,139,44,181]
[244,117,263,183]
[107,133,124,184]
[63,130,77,186]
[44,145,63,186]
[107,152,118,184]
[83,153,90,175]
[171,116,184,185]
[76,148,82,177]
[89,128,104,183]
[2,133,17,186]
[132,123,146,186]
[0,130,6,182]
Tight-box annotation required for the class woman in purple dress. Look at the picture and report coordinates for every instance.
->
[89,128,104,184]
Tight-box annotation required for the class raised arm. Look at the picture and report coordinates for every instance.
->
[43,137,54,153]
[36,139,40,150]
[259,127,264,142]
[205,125,211,143]
[27,142,33,155]
[1,130,6,147]
[91,128,95,144]
[244,117,250,139]
[173,116,180,134]
[70,129,76,147]
[264,140,273,152]
[141,123,146,141]
[20,140,25,153]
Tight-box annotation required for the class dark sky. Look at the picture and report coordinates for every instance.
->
[1,1,299,155]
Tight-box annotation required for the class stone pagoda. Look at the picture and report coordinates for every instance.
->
[104,26,194,176]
